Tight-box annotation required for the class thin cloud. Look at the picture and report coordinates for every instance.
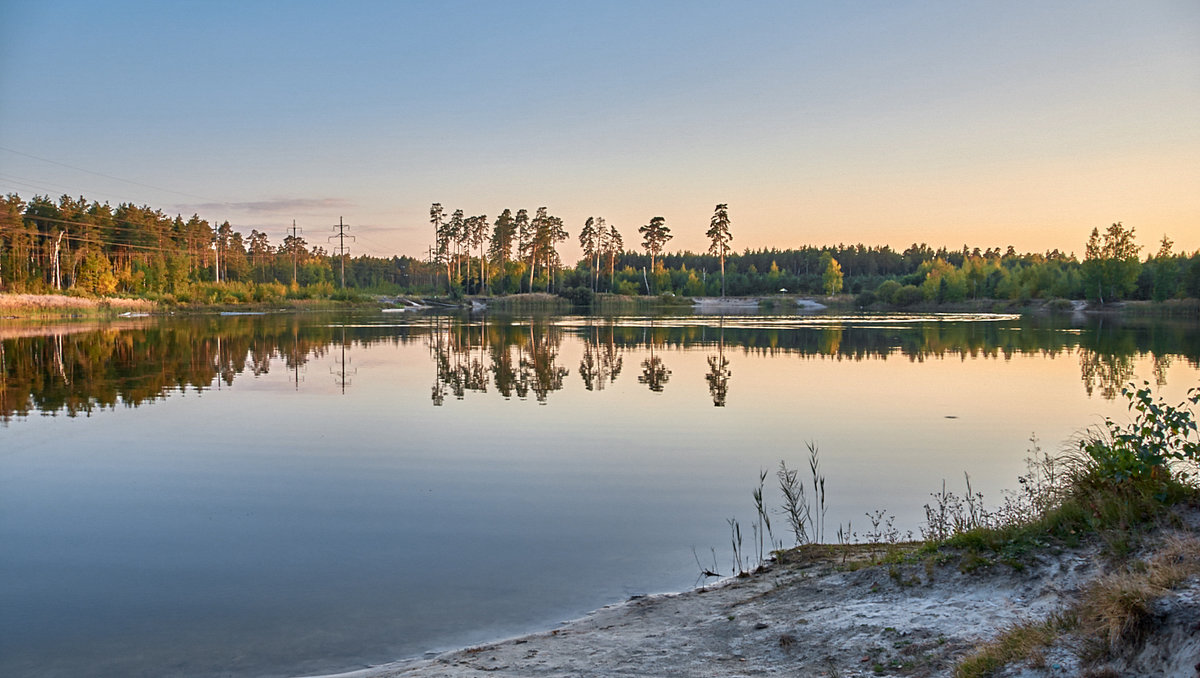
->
[174,198,355,214]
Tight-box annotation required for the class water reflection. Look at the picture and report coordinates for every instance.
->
[701,317,732,407]
[1,312,1197,422]
[429,318,570,404]
[638,322,672,393]
[578,322,623,392]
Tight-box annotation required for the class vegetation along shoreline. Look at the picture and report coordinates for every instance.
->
[2,290,1197,321]
[2,194,1198,316]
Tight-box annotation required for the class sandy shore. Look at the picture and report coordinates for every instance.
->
[309,546,1077,677]
[692,297,829,313]
[304,508,1200,678]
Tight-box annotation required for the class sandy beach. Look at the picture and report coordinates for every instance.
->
[309,510,1200,678]
[691,297,829,313]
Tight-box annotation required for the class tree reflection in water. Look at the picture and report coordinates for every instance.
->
[578,320,623,392]
[1,312,1196,421]
[705,317,730,407]
[638,321,671,393]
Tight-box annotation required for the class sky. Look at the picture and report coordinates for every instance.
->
[1,0,1197,261]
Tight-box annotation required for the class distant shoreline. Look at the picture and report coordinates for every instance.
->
[2,291,1196,320]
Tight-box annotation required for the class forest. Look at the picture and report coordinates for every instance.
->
[2,192,1198,305]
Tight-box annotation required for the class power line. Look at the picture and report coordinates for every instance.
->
[0,225,183,255]
[0,146,215,202]
[0,173,82,196]
[11,212,224,241]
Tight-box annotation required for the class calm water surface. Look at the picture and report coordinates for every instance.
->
[1,310,1197,677]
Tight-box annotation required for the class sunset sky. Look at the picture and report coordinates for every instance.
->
[1,1,1197,261]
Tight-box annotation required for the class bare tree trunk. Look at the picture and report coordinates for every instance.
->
[720,253,726,298]
[52,230,64,290]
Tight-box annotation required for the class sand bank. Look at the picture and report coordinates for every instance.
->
[305,512,1200,678]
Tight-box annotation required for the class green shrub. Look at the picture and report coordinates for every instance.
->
[558,286,594,306]
[254,282,287,303]
[1080,382,1200,484]
[1045,298,1075,313]
[875,279,901,304]
[893,284,924,307]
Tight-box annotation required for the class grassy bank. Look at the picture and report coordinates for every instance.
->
[479,293,572,312]
[0,293,157,318]
[1109,298,1200,318]
[6,288,1197,319]
[0,289,388,318]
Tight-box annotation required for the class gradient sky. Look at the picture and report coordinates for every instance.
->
[1,1,1197,260]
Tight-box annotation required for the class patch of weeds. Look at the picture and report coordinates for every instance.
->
[923,555,937,581]
[998,556,1026,572]
[888,564,921,588]
[958,552,992,574]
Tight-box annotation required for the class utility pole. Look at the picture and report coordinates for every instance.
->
[329,217,354,289]
[288,220,302,285]
[214,227,221,283]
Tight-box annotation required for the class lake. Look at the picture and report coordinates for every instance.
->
[1,308,1197,677]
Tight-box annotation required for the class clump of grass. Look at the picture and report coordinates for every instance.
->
[955,617,1069,678]
[1076,535,1200,658]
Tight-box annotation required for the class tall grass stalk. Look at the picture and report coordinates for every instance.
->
[753,469,774,568]
[728,518,746,576]
[778,461,809,545]
[808,442,827,544]
[778,442,827,546]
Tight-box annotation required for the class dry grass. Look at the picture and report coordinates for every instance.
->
[956,534,1200,678]
[954,618,1065,678]
[950,528,1200,678]
[0,293,155,315]
[484,293,571,311]
[1076,534,1200,655]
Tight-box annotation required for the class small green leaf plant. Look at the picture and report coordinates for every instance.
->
[1081,382,1200,483]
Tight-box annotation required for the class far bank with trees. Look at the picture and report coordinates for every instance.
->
[2,192,1199,309]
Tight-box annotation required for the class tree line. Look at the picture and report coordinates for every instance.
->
[2,191,1198,303]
